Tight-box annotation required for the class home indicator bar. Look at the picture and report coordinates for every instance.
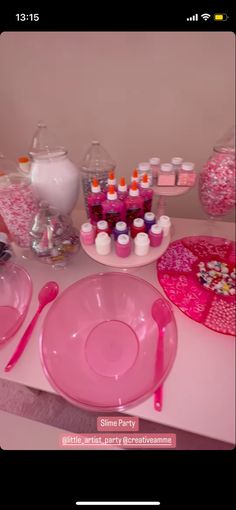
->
[76,503,161,506]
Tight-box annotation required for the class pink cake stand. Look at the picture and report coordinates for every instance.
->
[40,272,177,411]
[80,233,170,268]
[153,182,196,217]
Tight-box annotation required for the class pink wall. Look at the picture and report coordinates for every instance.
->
[0,32,234,220]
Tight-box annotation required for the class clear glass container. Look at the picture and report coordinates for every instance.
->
[29,122,79,215]
[199,126,235,219]
[30,201,79,268]
[0,173,38,247]
[0,154,20,234]
[79,141,116,215]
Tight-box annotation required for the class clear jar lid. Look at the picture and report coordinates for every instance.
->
[138,162,150,172]
[149,157,160,165]
[0,153,20,176]
[79,141,116,174]
[29,122,66,159]
[171,157,183,165]
[160,164,173,172]
[0,173,31,190]
[181,162,195,171]
[150,224,162,235]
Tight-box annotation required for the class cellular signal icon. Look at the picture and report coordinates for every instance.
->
[186,14,198,21]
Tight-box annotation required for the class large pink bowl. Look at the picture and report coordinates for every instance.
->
[40,272,177,411]
[0,264,32,344]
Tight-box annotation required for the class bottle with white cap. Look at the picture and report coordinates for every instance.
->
[134,232,150,256]
[177,162,196,186]
[149,157,160,186]
[157,215,171,237]
[95,231,111,255]
[138,162,152,185]
[102,185,124,230]
[157,163,175,186]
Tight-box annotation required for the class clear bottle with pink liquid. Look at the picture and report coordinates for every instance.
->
[102,185,124,230]
[87,178,106,224]
[140,174,153,213]
[125,182,144,226]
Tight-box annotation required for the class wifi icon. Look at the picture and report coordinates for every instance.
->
[201,13,211,20]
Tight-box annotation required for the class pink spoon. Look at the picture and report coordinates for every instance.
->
[152,298,173,412]
[4,281,59,372]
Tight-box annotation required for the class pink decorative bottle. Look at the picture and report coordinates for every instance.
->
[125,182,144,226]
[87,178,106,224]
[102,185,125,230]
[140,173,153,213]
[117,176,128,202]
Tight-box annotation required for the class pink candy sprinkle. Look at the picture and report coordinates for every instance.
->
[0,183,38,247]
[199,152,235,217]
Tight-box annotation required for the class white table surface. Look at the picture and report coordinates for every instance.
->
[0,216,235,444]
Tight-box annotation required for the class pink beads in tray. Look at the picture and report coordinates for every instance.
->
[0,174,38,247]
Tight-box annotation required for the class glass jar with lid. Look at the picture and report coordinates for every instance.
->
[29,122,80,215]
[79,140,116,215]
[199,126,235,218]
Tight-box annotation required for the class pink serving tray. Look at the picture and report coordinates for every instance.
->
[0,264,32,344]
[40,272,177,411]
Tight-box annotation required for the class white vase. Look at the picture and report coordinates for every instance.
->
[31,149,79,215]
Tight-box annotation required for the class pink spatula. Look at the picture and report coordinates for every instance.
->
[152,298,173,411]
[5,281,59,372]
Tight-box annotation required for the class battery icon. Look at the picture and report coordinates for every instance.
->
[214,13,229,21]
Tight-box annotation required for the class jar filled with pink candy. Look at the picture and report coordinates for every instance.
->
[199,126,235,218]
[0,174,38,247]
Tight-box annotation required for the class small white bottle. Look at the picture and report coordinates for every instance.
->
[95,232,111,255]
[157,215,171,237]
[138,162,152,185]
[134,232,150,256]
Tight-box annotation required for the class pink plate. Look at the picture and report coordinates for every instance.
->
[0,264,32,344]
[40,272,177,411]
